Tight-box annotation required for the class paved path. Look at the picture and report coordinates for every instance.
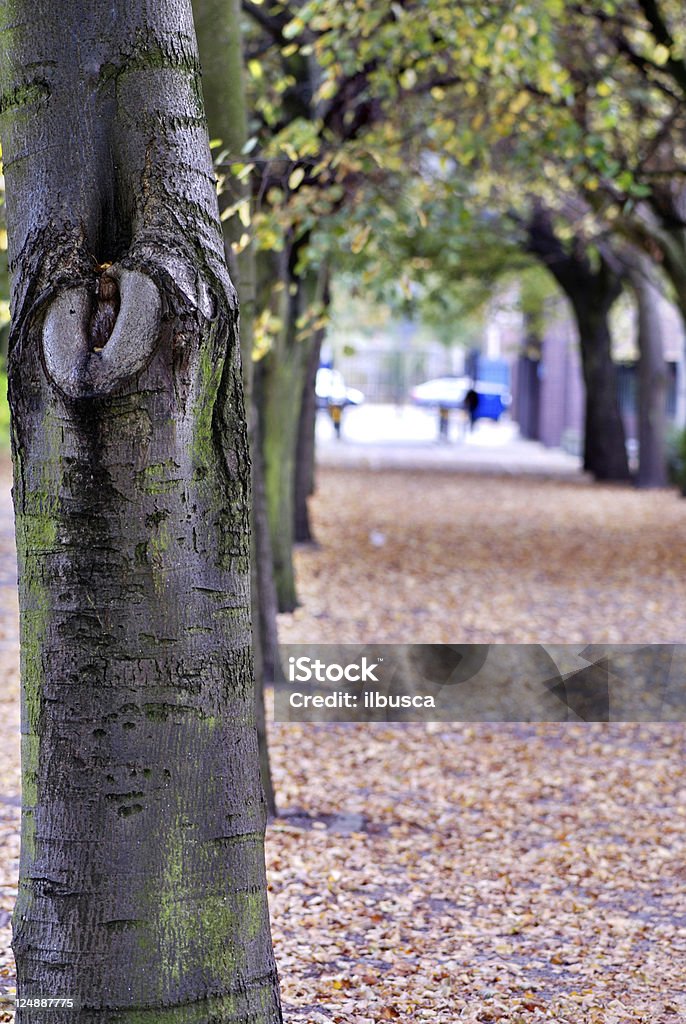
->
[316,405,586,477]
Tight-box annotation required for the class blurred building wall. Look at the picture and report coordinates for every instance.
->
[511,298,584,451]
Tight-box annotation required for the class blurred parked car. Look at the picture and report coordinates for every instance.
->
[316,367,364,438]
[410,375,471,409]
[315,368,365,409]
[410,375,510,421]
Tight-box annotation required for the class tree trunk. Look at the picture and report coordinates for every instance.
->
[257,341,306,612]
[0,2,281,1019]
[256,254,321,612]
[237,4,334,604]
[250,446,279,816]
[193,0,278,816]
[293,325,324,545]
[250,471,278,818]
[251,409,285,690]
[626,254,669,488]
[526,206,630,482]
[573,304,631,481]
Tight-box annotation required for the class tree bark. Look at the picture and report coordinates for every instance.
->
[0,2,281,1019]
[526,207,630,481]
[192,0,278,816]
[256,252,321,612]
[626,252,669,488]
[230,6,331,611]
[249,429,279,817]
[257,341,305,613]
[293,316,326,545]
[251,409,285,691]
[572,302,631,481]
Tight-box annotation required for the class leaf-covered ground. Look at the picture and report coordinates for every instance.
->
[267,718,686,1024]
[280,469,686,645]
[272,469,686,1022]
[1,465,685,1021]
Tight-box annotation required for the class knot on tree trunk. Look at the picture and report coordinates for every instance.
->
[89,270,120,351]
[42,265,161,399]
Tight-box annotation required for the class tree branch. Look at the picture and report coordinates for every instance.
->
[636,0,686,96]
[241,0,305,44]
[637,0,673,49]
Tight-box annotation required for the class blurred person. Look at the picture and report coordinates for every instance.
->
[438,405,450,441]
[464,386,479,431]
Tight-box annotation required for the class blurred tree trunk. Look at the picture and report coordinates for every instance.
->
[193,0,277,815]
[257,332,306,612]
[292,336,320,545]
[625,251,668,488]
[233,6,331,610]
[257,252,323,611]
[0,1,281,1018]
[251,405,285,689]
[572,298,630,481]
[526,207,630,481]
[293,275,329,545]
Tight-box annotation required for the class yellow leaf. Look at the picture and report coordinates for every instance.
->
[350,224,371,254]
[231,232,251,255]
[653,43,670,66]
[317,78,337,102]
[232,162,254,182]
[288,167,305,189]
[283,16,304,39]
[510,90,530,114]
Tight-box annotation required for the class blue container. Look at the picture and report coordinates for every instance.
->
[475,384,509,421]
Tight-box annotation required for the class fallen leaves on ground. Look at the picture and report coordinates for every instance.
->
[267,717,686,1023]
[280,469,686,644]
[271,469,686,1021]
